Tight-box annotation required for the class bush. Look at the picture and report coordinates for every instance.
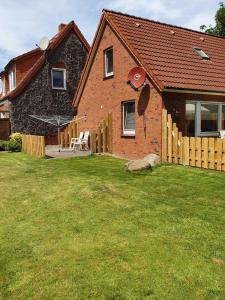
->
[10,132,22,144]
[0,140,9,151]
[7,139,21,152]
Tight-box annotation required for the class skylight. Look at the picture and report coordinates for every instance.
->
[193,47,209,60]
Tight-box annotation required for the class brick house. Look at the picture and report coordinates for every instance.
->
[0,21,89,143]
[73,10,225,159]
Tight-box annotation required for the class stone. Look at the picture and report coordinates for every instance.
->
[143,153,161,167]
[125,159,152,172]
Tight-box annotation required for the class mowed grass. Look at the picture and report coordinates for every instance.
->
[0,153,225,300]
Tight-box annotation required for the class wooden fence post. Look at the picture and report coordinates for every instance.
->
[161,109,167,162]
[183,137,190,166]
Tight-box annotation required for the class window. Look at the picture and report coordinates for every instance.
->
[52,68,66,89]
[1,78,5,96]
[9,70,16,91]
[185,101,224,136]
[185,103,196,137]
[200,104,218,133]
[222,105,225,130]
[193,47,209,60]
[104,48,113,77]
[0,78,3,94]
[123,101,135,135]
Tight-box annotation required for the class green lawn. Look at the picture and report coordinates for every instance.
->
[0,153,225,300]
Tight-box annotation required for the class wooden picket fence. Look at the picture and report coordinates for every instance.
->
[22,134,45,158]
[90,112,113,153]
[60,113,112,153]
[162,109,225,171]
[61,120,78,148]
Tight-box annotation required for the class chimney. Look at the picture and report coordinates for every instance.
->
[58,23,66,32]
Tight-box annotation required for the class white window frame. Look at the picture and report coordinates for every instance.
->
[186,100,225,137]
[104,48,113,77]
[51,68,66,90]
[2,78,5,96]
[123,101,135,136]
[0,78,3,95]
[9,69,16,91]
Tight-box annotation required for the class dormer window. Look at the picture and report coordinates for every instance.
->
[104,47,113,77]
[52,68,66,90]
[9,70,16,91]
[193,47,209,60]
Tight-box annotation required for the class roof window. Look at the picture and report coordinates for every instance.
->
[193,47,209,60]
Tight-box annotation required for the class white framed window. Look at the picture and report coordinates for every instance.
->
[104,47,113,77]
[123,101,135,136]
[9,70,16,91]
[186,101,225,137]
[51,68,66,90]
[0,77,6,96]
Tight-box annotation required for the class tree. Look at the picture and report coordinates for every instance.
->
[200,2,225,37]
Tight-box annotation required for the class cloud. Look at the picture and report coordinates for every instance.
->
[0,0,217,69]
[101,0,182,19]
[0,0,99,68]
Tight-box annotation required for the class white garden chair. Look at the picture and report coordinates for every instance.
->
[70,132,83,150]
[80,131,89,150]
[220,130,225,139]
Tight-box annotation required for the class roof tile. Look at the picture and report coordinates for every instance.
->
[105,10,225,92]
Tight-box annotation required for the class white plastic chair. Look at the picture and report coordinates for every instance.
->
[80,131,89,150]
[70,132,83,150]
[220,130,225,139]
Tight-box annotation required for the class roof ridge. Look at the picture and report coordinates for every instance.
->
[103,9,225,41]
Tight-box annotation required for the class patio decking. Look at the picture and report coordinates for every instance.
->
[45,146,91,158]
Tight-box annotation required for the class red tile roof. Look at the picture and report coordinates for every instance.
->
[5,48,42,70]
[73,10,225,107]
[0,20,90,101]
[104,10,225,93]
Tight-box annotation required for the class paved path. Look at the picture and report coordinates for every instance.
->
[45,146,91,158]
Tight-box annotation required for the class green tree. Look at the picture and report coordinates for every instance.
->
[200,2,225,37]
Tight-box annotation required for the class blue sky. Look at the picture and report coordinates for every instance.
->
[0,0,218,69]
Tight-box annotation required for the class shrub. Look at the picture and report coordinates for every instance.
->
[7,139,21,152]
[10,132,22,144]
[0,140,9,151]
[5,132,22,152]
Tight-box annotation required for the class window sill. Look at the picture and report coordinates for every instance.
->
[52,87,67,90]
[198,132,220,137]
[103,74,114,80]
[121,133,135,138]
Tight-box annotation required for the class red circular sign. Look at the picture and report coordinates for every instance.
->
[128,67,146,89]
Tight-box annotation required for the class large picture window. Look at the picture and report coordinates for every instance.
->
[200,104,218,133]
[52,68,66,89]
[186,101,225,136]
[123,101,135,135]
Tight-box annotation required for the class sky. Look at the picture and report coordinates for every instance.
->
[0,0,218,69]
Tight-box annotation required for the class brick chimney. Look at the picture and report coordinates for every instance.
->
[58,23,66,32]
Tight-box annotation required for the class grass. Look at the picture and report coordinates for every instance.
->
[0,152,225,300]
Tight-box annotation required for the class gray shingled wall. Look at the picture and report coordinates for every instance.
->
[9,31,88,139]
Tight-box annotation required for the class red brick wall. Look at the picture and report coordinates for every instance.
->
[15,52,42,86]
[76,24,163,159]
[163,92,225,135]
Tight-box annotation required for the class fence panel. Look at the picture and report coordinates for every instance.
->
[61,120,78,148]
[162,108,225,172]
[22,134,45,158]
[91,113,113,154]
[61,113,113,154]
